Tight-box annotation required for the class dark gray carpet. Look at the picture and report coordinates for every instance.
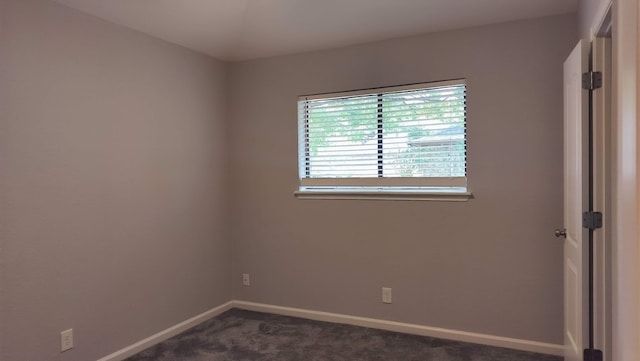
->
[125,309,562,361]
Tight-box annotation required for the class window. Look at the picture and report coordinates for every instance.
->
[296,79,470,201]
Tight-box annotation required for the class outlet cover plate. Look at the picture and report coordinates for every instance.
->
[61,329,73,352]
[382,287,392,304]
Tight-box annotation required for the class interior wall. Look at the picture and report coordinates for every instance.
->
[228,14,577,344]
[0,0,231,360]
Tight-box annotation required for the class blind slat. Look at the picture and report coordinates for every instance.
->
[299,80,467,187]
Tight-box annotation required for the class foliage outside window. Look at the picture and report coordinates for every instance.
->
[296,79,468,199]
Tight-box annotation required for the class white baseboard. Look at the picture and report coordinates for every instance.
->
[96,301,234,361]
[97,300,563,360]
[232,300,564,356]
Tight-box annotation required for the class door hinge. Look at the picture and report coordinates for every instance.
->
[584,348,603,361]
[582,71,602,90]
[582,211,603,230]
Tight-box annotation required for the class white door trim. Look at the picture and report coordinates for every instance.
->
[584,1,639,359]
[611,0,639,359]
[581,1,639,359]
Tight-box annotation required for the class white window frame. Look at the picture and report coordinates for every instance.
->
[295,79,472,201]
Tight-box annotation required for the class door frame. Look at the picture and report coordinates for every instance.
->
[591,35,612,361]
[586,0,639,359]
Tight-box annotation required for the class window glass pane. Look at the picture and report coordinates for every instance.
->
[298,80,466,189]
[382,85,465,177]
[306,95,378,178]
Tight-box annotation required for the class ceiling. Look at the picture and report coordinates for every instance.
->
[52,0,579,61]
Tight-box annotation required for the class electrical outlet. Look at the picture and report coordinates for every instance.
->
[382,287,392,304]
[61,329,73,352]
[242,273,250,286]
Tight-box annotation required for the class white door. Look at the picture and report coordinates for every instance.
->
[562,40,589,361]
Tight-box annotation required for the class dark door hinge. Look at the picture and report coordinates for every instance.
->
[584,348,603,361]
[582,211,603,230]
[582,71,602,90]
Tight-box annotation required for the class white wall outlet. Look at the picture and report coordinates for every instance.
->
[382,287,392,304]
[242,273,250,286]
[60,329,73,352]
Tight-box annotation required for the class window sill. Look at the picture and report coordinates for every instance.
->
[293,188,473,202]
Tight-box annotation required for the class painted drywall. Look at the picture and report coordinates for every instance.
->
[578,0,611,38]
[0,0,231,360]
[229,14,577,344]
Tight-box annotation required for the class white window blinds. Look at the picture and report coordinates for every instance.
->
[298,79,466,191]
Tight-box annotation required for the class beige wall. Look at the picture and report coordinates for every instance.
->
[0,0,231,360]
[0,0,580,358]
[229,14,577,344]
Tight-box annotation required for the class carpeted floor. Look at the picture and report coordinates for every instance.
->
[125,309,562,361]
